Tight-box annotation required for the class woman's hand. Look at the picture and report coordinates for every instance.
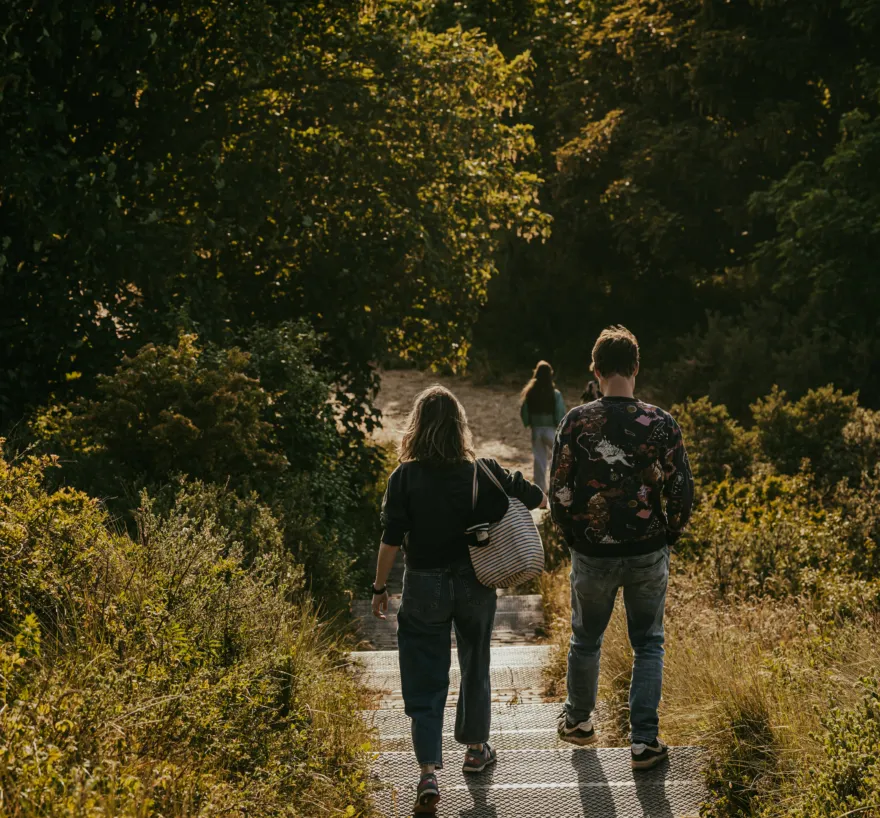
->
[539,493,549,510]
[372,590,390,619]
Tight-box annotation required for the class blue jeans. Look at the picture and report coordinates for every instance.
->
[397,560,497,769]
[565,546,669,744]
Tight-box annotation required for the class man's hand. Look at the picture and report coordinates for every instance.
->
[372,590,390,619]
[539,493,549,510]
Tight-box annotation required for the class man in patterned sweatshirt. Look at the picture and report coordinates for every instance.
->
[550,325,694,770]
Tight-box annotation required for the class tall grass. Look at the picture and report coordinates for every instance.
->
[0,453,376,817]
[541,563,880,816]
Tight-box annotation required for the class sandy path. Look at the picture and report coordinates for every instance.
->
[373,369,585,478]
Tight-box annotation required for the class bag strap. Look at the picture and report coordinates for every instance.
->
[477,458,506,495]
[471,461,479,510]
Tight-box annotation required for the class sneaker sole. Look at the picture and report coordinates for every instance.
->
[413,793,440,813]
[631,751,669,770]
[558,732,597,747]
[462,754,498,774]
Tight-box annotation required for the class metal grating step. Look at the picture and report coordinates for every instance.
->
[374,685,550,710]
[355,612,544,650]
[372,780,705,817]
[362,665,546,700]
[353,645,552,707]
[363,702,610,752]
[371,746,706,817]
[352,594,544,617]
[352,645,551,673]
[353,594,545,650]
[351,585,709,816]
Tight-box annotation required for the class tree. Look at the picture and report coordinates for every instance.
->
[669,2,880,410]
[0,0,547,426]
[446,1,876,379]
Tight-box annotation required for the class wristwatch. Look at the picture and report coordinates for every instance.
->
[371,584,387,596]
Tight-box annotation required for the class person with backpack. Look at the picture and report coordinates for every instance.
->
[520,360,566,493]
[550,326,694,770]
[371,385,546,812]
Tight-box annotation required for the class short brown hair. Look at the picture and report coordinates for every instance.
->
[399,385,475,465]
[591,325,639,377]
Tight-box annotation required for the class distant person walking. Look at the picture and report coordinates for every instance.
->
[550,326,694,770]
[581,379,602,402]
[372,385,546,812]
[520,360,566,493]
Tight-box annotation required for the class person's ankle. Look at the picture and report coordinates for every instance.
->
[467,743,483,751]
[420,763,436,775]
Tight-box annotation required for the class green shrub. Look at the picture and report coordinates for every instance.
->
[833,465,880,581]
[666,303,877,420]
[0,452,373,817]
[540,511,570,572]
[672,396,753,484]
[32,326,332,501]
[780,682,880,818]
[751,385,862,484]
[31,324,380,605]
[0,451,122,636]
[685,471,880,616]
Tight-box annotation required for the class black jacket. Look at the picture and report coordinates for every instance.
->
[381,458,544,569]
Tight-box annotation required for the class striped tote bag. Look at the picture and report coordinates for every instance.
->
[467,459,544,588]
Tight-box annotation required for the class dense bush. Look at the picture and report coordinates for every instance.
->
[783,683,880,818]
[671,396,753,484]
[751,385,863,484]
[685,471,880,617]
[32,324,380,605]
[0,451,372,817]
[673,386,880,617]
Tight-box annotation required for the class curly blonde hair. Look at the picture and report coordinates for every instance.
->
[399,385,475,465]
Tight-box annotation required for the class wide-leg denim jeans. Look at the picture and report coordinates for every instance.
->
[564,546,669,744]
[397,559,497,769]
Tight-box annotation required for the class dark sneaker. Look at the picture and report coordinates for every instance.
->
[413,772,440,813]
[631,739,669,770]
[462,742,497,773]
[557,711,596,746]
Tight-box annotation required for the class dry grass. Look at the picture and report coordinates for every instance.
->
[540,562,880,814]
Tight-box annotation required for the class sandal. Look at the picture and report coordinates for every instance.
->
[413,772,440,813]
[462,742,497,773]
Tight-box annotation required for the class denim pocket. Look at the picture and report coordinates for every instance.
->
[571,550,619,598]
[402,569,443,614]
[571,549,615,577]
[627,547,669,575]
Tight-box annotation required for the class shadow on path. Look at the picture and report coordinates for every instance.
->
[574,748,615,818]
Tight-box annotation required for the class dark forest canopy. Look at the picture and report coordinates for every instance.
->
[2,0,879,425]
[0,0,547,425]
[444,0,880,411]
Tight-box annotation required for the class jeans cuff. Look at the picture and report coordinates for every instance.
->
[455,735,489,745]
[564,703,593,723]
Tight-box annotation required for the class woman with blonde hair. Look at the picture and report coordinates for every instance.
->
[520,360,566,492]
[372,385,546,812]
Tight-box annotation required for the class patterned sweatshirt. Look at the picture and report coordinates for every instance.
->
[550,396,694,557]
